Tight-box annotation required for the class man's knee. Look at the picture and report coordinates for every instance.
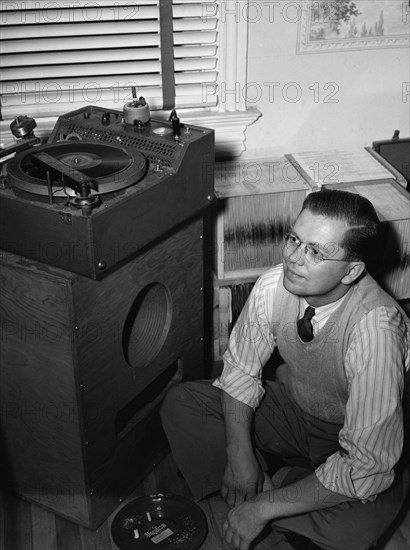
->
[160,380,212,426]
[160,382,187,425]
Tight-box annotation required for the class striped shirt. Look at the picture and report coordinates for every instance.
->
[213,264,410,499]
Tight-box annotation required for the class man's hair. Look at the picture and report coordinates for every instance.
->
[301,189,381,265]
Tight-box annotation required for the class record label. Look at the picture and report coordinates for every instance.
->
[111,494,208,550]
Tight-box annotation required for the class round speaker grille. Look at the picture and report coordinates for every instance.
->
[122,283,172,369]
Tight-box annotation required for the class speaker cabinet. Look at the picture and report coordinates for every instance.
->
[0,218,204,528]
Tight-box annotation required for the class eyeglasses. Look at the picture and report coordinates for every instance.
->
[283,232,350,265]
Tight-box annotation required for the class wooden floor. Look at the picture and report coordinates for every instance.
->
[1,452,409,550]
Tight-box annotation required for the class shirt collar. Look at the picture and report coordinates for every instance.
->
[300,293,348,318]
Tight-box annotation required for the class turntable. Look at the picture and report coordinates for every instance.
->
[0,105,215,278]
[7,141,148,215]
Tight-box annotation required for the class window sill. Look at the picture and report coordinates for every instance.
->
[180,108,261,159]
[1,107,261,159]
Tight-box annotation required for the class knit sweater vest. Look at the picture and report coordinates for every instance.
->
[273,272,402,424]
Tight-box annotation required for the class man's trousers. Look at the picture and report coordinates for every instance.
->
[160,379,409,550]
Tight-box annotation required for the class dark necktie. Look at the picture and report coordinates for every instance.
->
[297,306,316,342]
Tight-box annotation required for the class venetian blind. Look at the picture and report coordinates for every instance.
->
[0,0,218,122]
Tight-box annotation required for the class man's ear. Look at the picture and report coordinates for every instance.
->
[341,261,365,285]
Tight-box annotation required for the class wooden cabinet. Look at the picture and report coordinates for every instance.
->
[0,218,204,528]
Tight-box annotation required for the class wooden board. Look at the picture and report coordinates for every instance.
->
[215,157,311,199]
[286,148,395,188]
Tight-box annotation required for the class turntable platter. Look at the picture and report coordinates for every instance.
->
[7,141,147,197]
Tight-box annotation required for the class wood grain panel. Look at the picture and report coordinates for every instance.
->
[71,219,204,526]
[2,494,32,550]
[55,515,82,550]
[31,505,57,550]
[0,257,90,525]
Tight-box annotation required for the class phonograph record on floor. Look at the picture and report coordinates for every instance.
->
[0,105,215,529]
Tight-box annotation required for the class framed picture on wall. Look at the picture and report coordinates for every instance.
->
[297,0,409,53]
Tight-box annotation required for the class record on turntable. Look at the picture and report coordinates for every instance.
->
[7,141,148,200]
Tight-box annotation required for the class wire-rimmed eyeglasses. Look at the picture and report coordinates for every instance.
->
[283,232,351,265]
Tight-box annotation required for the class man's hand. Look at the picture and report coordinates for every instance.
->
[221,449,264,506]
[223,472,356,549]
[222,497,268,550]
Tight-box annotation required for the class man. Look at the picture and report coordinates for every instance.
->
[161,189,410,550]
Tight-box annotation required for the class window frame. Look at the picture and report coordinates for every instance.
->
[0,0,260,158]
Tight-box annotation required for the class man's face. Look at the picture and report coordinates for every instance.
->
[282,209,355,307]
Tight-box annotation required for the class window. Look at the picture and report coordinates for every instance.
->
[0,0,260,157]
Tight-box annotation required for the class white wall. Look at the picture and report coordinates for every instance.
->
[241,4,410,159]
